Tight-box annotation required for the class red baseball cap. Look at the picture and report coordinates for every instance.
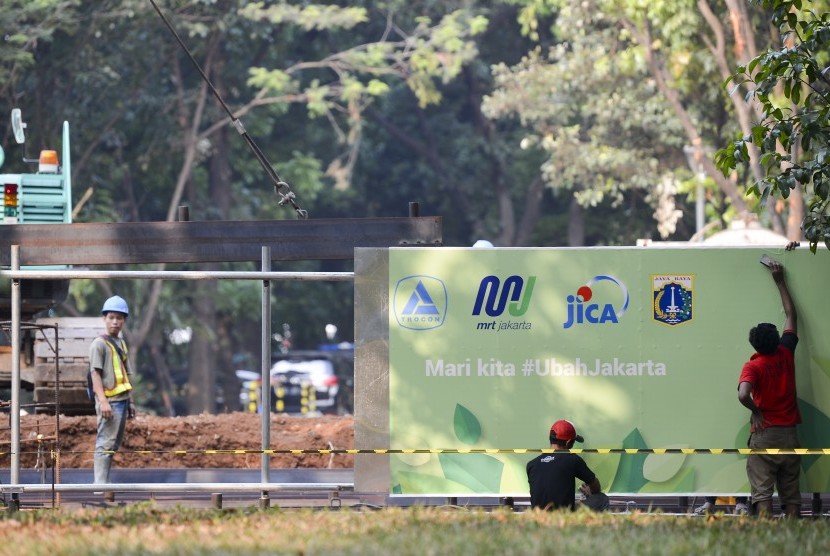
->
[550,420,584,443]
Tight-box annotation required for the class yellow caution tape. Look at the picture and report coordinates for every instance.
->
[2,447,829,457]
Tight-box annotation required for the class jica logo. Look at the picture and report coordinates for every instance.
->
[472,275,536,317]
[394,275,448,331]
[563,275,629,329]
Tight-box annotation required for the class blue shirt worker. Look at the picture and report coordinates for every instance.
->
[526,420,609,511]
[89,295,135,491]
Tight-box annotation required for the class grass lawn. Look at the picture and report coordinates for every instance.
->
[1,504,828,555]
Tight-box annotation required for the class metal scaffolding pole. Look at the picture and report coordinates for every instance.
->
[10,246,21,485]
[3,269,353,281]
[0,482,351,494]
[1,257,354,490]
[261,247,271,487]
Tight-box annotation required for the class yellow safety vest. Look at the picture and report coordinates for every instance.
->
[101,336,133,398]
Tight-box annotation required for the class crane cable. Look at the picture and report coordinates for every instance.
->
[148,0,308,218]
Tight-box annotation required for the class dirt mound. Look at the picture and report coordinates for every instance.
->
[2,412,354,469]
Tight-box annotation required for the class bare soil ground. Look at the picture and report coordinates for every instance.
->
[1,412,354,469]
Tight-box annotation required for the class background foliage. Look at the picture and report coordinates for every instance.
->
[1,0,817,414]
[716,0,830,252]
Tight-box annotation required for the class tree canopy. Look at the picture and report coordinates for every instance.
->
[1,0,807,414]
[716,0,830,251]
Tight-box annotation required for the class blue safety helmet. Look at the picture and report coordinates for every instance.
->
[101,295,129,316]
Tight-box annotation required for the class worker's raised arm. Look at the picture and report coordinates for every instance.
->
[768,241,799,334]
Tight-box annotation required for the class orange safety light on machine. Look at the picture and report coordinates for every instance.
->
[38,150,59,174]
[3,183,19,221]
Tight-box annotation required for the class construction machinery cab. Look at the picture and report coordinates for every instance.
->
[1,108,72,319]
[1,109,79,413]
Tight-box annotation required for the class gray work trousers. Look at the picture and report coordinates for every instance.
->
[93,399,129,484]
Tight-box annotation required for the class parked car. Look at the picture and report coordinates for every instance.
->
[273,348,354,415]
[235,369,262,413]
[235,349,354,416]
[270,358,338,414]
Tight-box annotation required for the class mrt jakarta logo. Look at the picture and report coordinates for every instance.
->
[472,275,536,317]
[393,275,448,330]
[563,275,630,329]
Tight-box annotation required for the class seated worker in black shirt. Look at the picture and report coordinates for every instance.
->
[526,420,609,511]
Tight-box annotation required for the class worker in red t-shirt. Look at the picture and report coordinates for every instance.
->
[738,241,801,518]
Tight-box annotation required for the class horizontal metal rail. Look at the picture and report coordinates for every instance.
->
[1,482,353,494]
[1,269,354,281]
[3,447,827,456]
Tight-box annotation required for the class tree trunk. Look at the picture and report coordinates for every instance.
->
[463,67,518,246]
[148,340,177,417]
[700,0,793,234]
[515,175,545,246]
[186,290,218,414]
[627,16,750,215]
[786,189,804,240]
[568,197,585,247]
[185,51,232,415]
[118,41,213,415]
[216,312,241,412]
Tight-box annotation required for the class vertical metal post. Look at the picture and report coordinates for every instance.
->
[261,247,271,486]
[10,245,21,484]
[408,202,420,218]
[682,145,707,239]
[178,205,190,222]
[54,325,61,508]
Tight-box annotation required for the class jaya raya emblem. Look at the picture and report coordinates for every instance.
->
[652,275,693,326]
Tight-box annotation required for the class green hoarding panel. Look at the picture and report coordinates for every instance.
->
[387,247,830,496]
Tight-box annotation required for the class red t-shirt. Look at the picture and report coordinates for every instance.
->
[738,330,800,431]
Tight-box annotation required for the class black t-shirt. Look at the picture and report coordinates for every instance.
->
[526,452,596,510]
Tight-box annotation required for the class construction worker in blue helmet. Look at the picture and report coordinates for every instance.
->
[89,295,136,500]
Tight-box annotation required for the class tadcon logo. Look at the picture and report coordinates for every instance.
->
[563,275,629,329]
[393,275,448,331]
[472,275,536,317]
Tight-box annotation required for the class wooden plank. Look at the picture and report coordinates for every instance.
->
[34,317,101,330]
[35,338,91,360]
[34,363,88,382]
[32,318,105,361]
[34,386,91,406]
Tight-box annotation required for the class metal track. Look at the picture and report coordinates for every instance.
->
[2,469,828,514]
